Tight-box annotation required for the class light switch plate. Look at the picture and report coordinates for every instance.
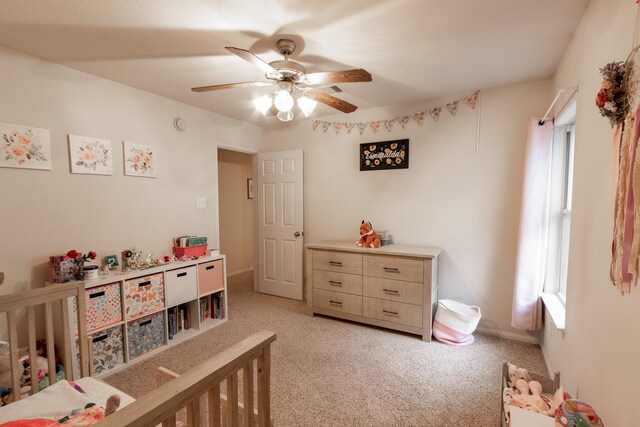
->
[196,197,206,209]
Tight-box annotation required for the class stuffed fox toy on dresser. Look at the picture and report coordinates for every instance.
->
[356,220,381,248]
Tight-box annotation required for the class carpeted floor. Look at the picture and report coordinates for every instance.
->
[104,285,547,426]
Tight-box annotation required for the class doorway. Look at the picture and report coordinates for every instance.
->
[217,148,255,293]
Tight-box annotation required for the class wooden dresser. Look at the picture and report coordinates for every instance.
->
[305,241,441,341]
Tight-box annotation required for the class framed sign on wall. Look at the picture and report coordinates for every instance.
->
[360,139,409,171]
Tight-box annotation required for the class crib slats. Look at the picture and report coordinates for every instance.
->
[243,363,254,427]
[7,310,21,401]
[257,346,271,427]
[60,298,73,379]
[105,331,276,427]
[76,291,90,377]
[0,282,88,402]
[209,383,221,427]
[27,306,38,395]
[162,413,177,427]
[187,397,201,427]
[227,372,239,427]
[44,301,57,386]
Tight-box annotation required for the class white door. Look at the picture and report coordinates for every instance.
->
[257,150,304,300]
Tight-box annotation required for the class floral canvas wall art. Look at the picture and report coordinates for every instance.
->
[68,135,113,175]
[124,142,156,178]
[0,122,52,170]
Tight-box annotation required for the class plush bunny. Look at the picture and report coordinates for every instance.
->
[356,220,381,248]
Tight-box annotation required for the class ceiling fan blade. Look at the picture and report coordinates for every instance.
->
[303,88,358,113]
[226,47,283,78]
[302,68,372,85]
[191,81,274,92]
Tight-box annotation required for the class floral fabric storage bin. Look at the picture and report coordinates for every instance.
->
[90,325,124,374]
[86,282,122,332]
[124,272,164,321]
[127,312,165,359]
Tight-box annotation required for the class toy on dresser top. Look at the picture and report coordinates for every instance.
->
[356,220,381,249]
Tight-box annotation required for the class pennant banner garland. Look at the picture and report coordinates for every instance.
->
[312,90,480,135]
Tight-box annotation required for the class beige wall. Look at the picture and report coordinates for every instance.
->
[262,79,552,343]
[217,149,254,275]
[542,0,639,424]
[0,46,260,300]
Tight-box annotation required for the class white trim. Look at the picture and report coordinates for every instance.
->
[541,292,565,331]
[541,342,556,379]
[226,267,254,278]
[215,142,258,155]
[474,325,540,345]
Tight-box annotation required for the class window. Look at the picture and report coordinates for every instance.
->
[544,102,576,304]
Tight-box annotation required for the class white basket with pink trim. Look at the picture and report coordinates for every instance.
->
[433,299,481,346]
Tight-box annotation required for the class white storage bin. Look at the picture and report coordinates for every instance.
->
[433,299,481,345]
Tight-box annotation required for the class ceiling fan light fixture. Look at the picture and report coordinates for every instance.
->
[253,95,272,116]
[297,96,317,117]
[273,89,294,112]
[277,109,294,122]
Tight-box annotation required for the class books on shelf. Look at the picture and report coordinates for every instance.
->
[199,292,225,322]
[168,304,191,340]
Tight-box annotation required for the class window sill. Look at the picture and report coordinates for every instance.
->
[541,292,566,332]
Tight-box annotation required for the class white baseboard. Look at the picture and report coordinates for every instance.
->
[475,325,540,345]
[540,346,556,378]
[227,267,254,278]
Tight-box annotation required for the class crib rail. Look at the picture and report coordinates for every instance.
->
[0,281,90,401]
[104,330,277,427]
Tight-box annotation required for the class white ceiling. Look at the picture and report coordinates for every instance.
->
[0,0,590,126]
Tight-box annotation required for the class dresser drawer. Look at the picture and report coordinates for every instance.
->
[313,250,362,275]
[198,259,224,296]
[165,266,198,307]
[362,277,423,305]
[363,255,424,283]
[362,297,423,328]
[313,289,362,316]
[85,282,122,332]
[89,325,124,375]
[127,312,165,359]
[124,272,165,321]
[313,270,362,296]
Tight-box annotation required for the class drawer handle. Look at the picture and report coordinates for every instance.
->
[138,281,151,287]
[89,291,105,299]
[329,261,343,267]
[328,280,342,287]
[383,309,399,316]
[383,267,400,273]
[140,319,152,326]
[177,272,187,278]
[92,334,108,343]
[206,265,215,270]
[383,288,399,294]
[329,300,343,306]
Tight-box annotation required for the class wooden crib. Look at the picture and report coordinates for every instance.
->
[0,281,276,426]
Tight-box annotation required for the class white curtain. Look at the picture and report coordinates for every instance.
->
[511,118,554,330]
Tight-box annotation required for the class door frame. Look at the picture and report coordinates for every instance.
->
[214,142,259,291]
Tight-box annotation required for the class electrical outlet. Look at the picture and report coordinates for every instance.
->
[196,197,206,209]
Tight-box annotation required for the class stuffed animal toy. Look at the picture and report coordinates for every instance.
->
[356,220,381,248]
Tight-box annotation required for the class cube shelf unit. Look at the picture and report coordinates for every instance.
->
[50,254,227,378]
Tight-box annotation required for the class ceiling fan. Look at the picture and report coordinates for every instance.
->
[191,38,372,120]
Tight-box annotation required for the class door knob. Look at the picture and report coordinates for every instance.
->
[294,231,301,237]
